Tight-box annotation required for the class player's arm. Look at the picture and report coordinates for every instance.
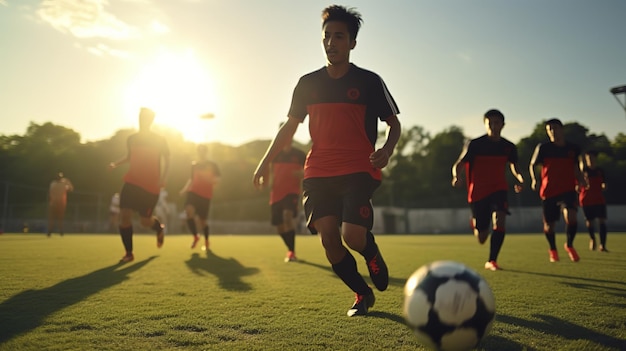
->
[509,162,524,193]
[179,179,191,195]
[451,141,469,187]
[370,115,401,169]
[253,117,299,189]
[574,157,587,190]
[160,151,171,188]
[65,179,74,192]
[529,144,541,191]
[109,139,131,169]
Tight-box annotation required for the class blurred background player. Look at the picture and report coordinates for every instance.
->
[578,150,609,252]
[154,188,170,234]
[268,125,306,262]
[108,192,120,233]
[47,172,73,237]
[452,109,524,271]
[109,107,170,263]
[530,118,587,263]
[180,144,220,251]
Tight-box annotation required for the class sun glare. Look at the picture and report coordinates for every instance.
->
[124,49,218,143]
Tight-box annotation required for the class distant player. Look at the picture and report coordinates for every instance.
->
[109,107,170,263]
[180,144,220,251]
[578,150,609,252]
[530,118,587,262]
[268,128,306,262]
[452,109,524,271]
[154,188,170,234]
[47,172,74,237]
[109,192,120,233]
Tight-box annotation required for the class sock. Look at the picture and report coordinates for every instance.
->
[331,249,370,295]
[587,226,595,240]
[203,225,209,241]
[489,229,505,262]
[187,218,197,235]
[120,226,133,253]
[544,230,557,250]
[599,223,607,246]
[566,224,577,247]
[151,218,163,233]
[359,231,378,261]
[279,230,295,252]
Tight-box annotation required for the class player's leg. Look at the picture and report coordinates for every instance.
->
[47,204,54,237]
[598,205,608,252]
[135,188,163,248]
[281,194,298,261]
[271,200,293,260]
[196,197,211,250]
[470,199,490,245]
[542,197,560,262]
[485,191,509,270]
[562,192,580,262]
[118,207,135,262]
[58,204,66,236]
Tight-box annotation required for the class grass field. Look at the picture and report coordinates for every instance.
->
[0,232,624,351]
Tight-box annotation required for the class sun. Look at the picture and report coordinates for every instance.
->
[124,49,218,142]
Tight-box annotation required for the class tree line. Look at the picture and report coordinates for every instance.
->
[0,120,624,227]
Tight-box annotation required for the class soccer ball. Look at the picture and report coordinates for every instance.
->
[403,261,495,351]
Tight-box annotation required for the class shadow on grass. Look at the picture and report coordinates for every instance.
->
[298,259,408,288]
[497,314,626,349]
[0,257,156,345]
[505,268,626,287]
[185,252,259,292]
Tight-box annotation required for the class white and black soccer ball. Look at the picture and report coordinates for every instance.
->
[403,260,495,351]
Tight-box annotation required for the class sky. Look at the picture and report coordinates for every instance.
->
[1,0,625,147]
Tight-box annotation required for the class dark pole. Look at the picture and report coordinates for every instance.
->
[610,85,626,119]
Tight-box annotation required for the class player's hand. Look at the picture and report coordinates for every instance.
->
[253,165,269,190]
[530,180,537,191]
[369,149,390,169]
[514,184,523,193]
[451,177,463,188]
[108,162,116,170]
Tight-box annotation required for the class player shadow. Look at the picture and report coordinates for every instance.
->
[297,259,407,288]
[0,257,156,345]
[185,252,259,292]
[505,268,626,287]
[496,313,626,350]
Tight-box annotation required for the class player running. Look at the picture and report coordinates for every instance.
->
[530,118,587,262]
[452,109,524,271]
[109,107,170,263]
[254,5,401,317]
[578,150,609,252]
[180,144,220,251]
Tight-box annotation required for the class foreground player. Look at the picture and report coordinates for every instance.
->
[254,5,401,317]
[578,150,609,252]
[452,109,524,271]
[530,118,586,262]
[109,107,170,263]
[47,172,74,236]
[180,144,220,251]
[268,128,306,262]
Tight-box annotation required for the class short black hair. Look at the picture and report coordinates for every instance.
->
[545,118,563,127]
[321,5,362,41]
[484,109,504,123]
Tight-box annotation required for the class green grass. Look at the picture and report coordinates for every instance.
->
[0,232,624,351]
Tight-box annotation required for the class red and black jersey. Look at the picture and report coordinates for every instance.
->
[288,64,399,180]
[188,160,220,199]
[579,167,606,206]
[461,135,518,203]
[123,132,169,195]
[533,142,580,199]
[270,147,306,205]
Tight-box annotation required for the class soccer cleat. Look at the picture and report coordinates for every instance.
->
[284,250,297,263]
[191,235,200,249]
[119,253,134,263]
[367,252,389,291]
[564,243,580,262]
[201,240,210,251]
[156,225,165,248]
[484,260,502,271]
[347,290,376,317]
[549,249,559,262]
[589,238,596,251]
[599,246,609,252]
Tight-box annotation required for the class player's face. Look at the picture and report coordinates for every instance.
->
[484,117,504,138]
[545,123,563,142]
[322,21,355,65]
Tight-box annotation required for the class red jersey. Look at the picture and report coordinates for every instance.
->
[579,167,606,206]
[123,132,169,195]
[461,135,518,203]
[288,64,399,180]
[532,142,580,199]
[270,147,306,204]
[188,160,220,199]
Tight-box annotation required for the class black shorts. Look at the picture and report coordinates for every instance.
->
[185,192,212,220]
[469,190,509,231]
[119,183,159,218]
[302,172,380,234]
[542,191,578,223]
[582,204,607,221]
[270,193,299,226]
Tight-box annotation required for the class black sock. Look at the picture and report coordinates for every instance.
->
[566,224,577,247]
[599,223,607,246]
[120,226,133,253]
[359,231,378,261]
[187,218,197,235]
[203,225,209,241]
[489,229,505,262]
[331,250,370,295]
[544,230,557,250]
[279,230,295,252]
[151,218,163,233]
